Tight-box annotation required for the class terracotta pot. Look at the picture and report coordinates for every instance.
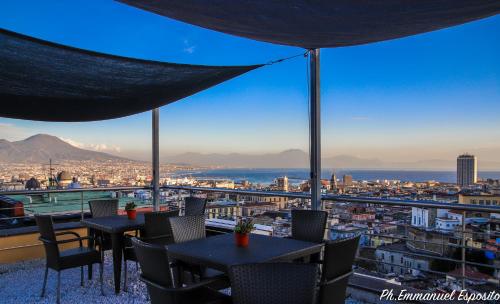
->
[234,232,249,247]
[126,209,137,220]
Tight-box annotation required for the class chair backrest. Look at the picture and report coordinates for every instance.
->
[169,215,205,243]
[291,209,328,243]
[143,210,179,242]
[35,214,60,266]
[319,235,360,304]
[184,197,206,216]
[88,199,118,218]
[229,263,319,304]
[132,237,174,304]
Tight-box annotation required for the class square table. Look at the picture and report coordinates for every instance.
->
[81,214,145,293]
[166,233,323,273]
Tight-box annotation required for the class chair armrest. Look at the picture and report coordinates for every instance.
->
[39,236,92,247]
[55,231,82,238]
[141,235,172,242]
[320,270,353,286]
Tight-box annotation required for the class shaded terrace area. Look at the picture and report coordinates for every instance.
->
[1,1,500,304]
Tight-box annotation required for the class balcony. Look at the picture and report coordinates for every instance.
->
[0,186,499,304]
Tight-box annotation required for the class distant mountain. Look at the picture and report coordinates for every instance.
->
[167,150,386,169]
[167,149,309,168]
[0,134,128,163]
[166,150,500,170]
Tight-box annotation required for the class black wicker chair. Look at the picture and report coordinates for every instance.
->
[87,199,118,277]
[88,199,119,218]
[169,215,228,288]
[229,263,319,304]
[132,237,230,304]
[123,210,179,291]
[318,235,360,304]
[291,209,328,243]
[169,215,206,243]
[143,210,179,244]
[35,215,104,304]
[184,197,207,216]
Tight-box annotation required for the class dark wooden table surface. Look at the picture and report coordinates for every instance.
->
[166,233,323,272]
[81,214,145,294]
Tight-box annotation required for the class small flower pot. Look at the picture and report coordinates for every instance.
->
[126,209,137,220]
[235,232,249,247]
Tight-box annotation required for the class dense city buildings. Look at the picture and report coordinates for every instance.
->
[0,160,499,298]
[457,154,477,187]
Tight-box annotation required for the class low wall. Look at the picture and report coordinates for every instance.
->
[0,224,87,264]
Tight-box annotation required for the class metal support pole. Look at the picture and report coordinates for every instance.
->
[152,108,160,211]
[309,49,321,210]
[80,191,84,221]
[461,210,466,289]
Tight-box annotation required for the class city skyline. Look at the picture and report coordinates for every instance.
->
[0,0,499,164]
[1,133,500,171]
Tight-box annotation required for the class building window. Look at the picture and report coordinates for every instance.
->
[401,257,403,264]
[390,255,394,263]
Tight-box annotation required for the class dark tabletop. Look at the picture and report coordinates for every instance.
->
[166,233,323,272]
[81,214,145,234]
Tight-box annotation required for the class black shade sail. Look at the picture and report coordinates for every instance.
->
[119,0,500,48]
[0,28,262,122]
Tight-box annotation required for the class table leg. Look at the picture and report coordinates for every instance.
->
[111,233,124,294]
[87,228,94,280]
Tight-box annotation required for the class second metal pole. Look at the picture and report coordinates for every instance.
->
[152,108,160,211]
[310,49,322,210]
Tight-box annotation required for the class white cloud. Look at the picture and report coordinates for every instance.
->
[0,121,30,140]
[182,39,196,54]
[59,137,121,153]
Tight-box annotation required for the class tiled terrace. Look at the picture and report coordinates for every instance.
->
[0,253,365,304]
[0,253,147,304]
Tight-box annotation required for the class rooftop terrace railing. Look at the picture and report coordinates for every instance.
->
[0,185,499,292]
[164,185,500,291]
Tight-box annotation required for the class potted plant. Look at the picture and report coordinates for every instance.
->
[125,202,137,220]
[234,217,254,247]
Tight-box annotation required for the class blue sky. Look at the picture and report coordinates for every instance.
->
[0,0,499,164]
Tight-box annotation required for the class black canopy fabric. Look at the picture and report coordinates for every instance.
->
[119,0,500,48]
[0,28,262,122]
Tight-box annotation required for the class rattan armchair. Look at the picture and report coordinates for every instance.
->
[169,215,228,288]
[229,263,319,304]
[36,215,104,304]
[132,237,230,304]
[169,215,206,243]
[184,196,207,216]
[123,210,179,291]
[87,199,118,278]
[317,235,360,304]
[291,209,328,243]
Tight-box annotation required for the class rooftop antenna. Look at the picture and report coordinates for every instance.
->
[43,158,60,189]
